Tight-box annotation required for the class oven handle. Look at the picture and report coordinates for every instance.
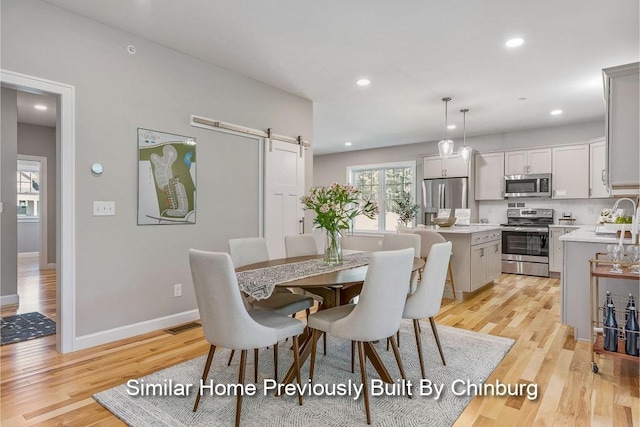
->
[501,226,549,233]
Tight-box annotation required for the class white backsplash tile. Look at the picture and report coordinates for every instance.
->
[478,198,618,225]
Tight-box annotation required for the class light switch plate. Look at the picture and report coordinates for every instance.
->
[94,201,115,216]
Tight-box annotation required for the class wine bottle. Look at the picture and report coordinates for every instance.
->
[603,291,612,327]
[625,305,639,356]
[604,302,618,352]
[625,294,636,323]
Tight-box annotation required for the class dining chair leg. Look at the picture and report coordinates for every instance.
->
[351,341,356,373]
[397,330,400,347]
[323,332,327,355]
[429,317,446,365]
[356,341,371,425]
[418,320,422,333]
[254,348,259,383]
[386,338,389,352]
[292,336,303,406]
[447,261,456,300]
[273,343,279,383]
[388,335,411,398]
[309,329,320,383]
[193,345,216,412]
[235,350,247,427]
[413,319,426,379]
[227,349,235,366]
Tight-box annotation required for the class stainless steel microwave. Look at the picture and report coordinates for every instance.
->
[504,174,552,198]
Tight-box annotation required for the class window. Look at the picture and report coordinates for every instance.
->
[17,160,40,218]
[347,161,416,232]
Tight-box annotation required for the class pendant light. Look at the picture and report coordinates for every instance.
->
[438,97,454,158]
[458,108,473,162]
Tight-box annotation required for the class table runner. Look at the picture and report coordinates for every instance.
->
[237,252,372,300]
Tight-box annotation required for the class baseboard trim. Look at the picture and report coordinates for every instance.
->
[73,309,200,351]
[0,294,20,306]
[18,252,39,258]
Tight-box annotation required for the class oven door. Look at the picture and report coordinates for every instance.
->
[501,227,549,258]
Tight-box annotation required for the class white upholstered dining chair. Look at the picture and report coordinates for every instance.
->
[188,249,305,427]
[412,229,456,299]
[307,248,414,425]
[402,241,452,378]
[228,237,313,379]
[284,234,319,258]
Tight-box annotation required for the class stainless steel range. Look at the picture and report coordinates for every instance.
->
[501,208,553,277]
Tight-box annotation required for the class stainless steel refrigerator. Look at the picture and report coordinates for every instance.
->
[422,177,469,225]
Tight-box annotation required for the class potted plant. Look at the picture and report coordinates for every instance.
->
[392,191,420,227]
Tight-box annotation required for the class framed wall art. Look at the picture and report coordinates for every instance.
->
[138,128,196,225]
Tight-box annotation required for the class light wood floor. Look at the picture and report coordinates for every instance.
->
[1,260,638,426]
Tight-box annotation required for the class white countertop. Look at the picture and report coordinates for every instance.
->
[559,226,635,244]
[548,224,582,229]
[421,224,502,234]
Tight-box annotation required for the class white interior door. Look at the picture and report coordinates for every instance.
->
[264,139,304,258]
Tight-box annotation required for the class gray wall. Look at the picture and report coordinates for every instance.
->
[18,123,56,263]
[17,221,39,253]
[1,0,313,336]
[1,88,18,299]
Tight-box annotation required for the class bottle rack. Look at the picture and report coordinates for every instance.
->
[589,253,640,374]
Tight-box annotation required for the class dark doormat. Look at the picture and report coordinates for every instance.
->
[1,312,56,346]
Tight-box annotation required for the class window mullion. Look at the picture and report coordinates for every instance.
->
[379,169,386,232]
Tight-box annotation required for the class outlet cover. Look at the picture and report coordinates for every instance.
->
[174,284,182,297]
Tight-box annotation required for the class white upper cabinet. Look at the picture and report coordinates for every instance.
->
[505,148,551,175]
[589,140,610,198]
[474,152,505,200]
[423,155,469,179]
[552,144,589,199]
[603,62,640,196]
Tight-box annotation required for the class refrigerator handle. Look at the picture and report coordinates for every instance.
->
[439,183,445,210]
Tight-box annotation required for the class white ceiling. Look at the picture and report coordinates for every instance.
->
[17,91,57,127]
[43,0,639,154]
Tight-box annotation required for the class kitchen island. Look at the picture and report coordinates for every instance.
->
[421,224,503,299]
[559,227,639,341]
[342,224,503,299]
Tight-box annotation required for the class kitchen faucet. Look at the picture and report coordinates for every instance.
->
[611,197,638,244]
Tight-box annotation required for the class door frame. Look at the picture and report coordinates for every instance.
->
[17,154,50,270]
[1,69,76,353]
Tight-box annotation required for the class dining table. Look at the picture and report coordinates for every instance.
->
[235,253,425,385]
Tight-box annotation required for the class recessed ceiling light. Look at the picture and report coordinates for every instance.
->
[356,79,371,86]
[345,142,352,146]
[550,109,563,115]
[34,105,47,111]
[505,38,524,48]
[447,125,456,130]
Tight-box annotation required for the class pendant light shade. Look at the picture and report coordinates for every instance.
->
[458,108,473,162]
[438,97,454,158]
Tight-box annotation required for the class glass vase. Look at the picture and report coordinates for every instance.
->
[324,229,343,266]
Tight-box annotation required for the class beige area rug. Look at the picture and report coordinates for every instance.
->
[94,321,514,426]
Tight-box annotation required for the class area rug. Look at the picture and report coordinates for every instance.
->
[0,312,56,346]
[94,322,514,426]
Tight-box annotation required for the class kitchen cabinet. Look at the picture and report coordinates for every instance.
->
[552,144,589,199]
[603,62,639,196]
[474,152,505,200]
[549,226,579,273]
[470,238,502,291]
[505,148,552,175]
[589,140,610,198]
[423,155,469,179]
[437,227,502,298]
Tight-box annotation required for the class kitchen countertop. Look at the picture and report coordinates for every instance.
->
[559,225,635,244]
[421,224,502,234]
[548,224,582,229]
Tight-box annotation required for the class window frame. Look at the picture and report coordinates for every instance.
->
[346,160,417,233]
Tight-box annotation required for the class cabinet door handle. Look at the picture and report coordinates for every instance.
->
[601,169,606,184]
[494,244,499,252]
[480,248,484,257]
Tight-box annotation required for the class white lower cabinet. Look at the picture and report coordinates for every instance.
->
[443,229,502,297]
[549,226,580,273]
